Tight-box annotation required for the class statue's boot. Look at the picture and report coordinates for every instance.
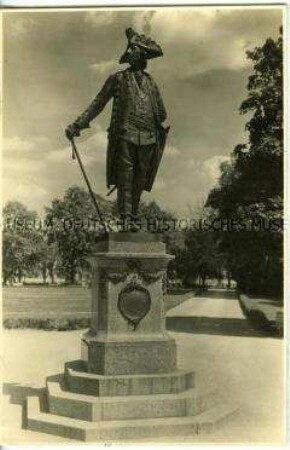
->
[117,183,141,232]
[132,189,142,217]
[132,173,146,217]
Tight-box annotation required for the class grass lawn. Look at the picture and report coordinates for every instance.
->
[3,286,91,316]
[3,286,194,329]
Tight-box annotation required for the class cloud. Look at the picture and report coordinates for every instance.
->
[85,9,253,82]
[89,60,118,74]
[202,155,230,183]
[3,8,282,216]
[47,130,107,166]
[3,176,48,213]
[8,16,36,38]
[3,157,46,175]
[34,136,51,145]
[153,177,165,191]
[84,11,115,27]
[83,133,107,165]
[2,128,109,214]
[3,136,51,178]
[46,145,72,163]
[3,136,51,155]
[143,8,281,79]
[149,8,218,42]
[48,145,104,165]
[3,136,51,210]
[133,10,157,35]
[3,137,35,155]
[188,158,202,169]
[165,144,181,158]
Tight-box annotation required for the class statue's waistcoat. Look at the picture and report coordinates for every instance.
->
[106,69,163,190]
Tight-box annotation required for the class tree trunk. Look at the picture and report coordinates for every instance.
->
[17,268,23,283]
[3,268,12,285]
[227,272,231,289]
[49,268,55,284]
[78,270,83,283]
[42,266,47,284]
[66,265,77,284]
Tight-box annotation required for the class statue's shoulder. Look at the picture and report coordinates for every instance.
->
[105,70,128,91]
[103,70,126,85]
[143,71,156,85]
[113,69,128,81]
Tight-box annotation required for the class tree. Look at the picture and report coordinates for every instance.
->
[46,186,113,284]
[34,238,58,284]
[175,207,224,288]
[2,201,41,284]
[207,28,283,296]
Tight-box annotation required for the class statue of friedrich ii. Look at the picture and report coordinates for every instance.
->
[66,27,169,222]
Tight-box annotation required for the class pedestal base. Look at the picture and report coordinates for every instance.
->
[82,232,176,376]
[26,363,239,442]
[65,360,193,397]
[81,335,177,375]
[25,233,239,441]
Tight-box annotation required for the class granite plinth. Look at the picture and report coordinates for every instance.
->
[93,232,166,254]
[47,376,215,422]
[84,232,175,375]
[81,335,176,375]
[65,360,194,397]
[27,394,239,442]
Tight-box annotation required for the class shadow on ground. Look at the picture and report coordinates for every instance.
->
[198,289,238,300]
[166,316,280,338]
[259,300,283,307]
[3,383,47,428]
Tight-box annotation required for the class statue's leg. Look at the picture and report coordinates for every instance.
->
[116,140,134,219]
[132,144,155,216]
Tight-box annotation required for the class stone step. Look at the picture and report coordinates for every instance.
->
[193,402,241,434]
[47,377,216,421]
[65,360,194,397]
[27,395,239,442]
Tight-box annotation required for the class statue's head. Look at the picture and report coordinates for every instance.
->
[125,44,147,69]
[119,27,163,67]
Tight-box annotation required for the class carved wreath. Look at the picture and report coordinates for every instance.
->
[102,259,164,285]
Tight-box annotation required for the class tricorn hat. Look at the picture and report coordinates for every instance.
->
[119,27,163,64]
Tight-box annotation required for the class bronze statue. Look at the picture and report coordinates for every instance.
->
[66,28,169,222]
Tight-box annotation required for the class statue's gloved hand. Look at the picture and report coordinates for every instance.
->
[65,123,80,141]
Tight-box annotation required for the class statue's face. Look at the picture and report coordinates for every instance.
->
[127,45,141,66]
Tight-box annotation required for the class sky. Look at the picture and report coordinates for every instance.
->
[2,6,283,217]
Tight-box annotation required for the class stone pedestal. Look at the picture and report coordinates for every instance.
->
[26,232,239,442]
[81,232,176,375]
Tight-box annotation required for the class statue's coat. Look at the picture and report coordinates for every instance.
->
[75,68,168,191]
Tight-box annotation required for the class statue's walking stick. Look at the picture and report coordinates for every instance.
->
[70,137,107,231]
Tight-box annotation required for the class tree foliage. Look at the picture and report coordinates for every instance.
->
[45,185,113,284]
[172,207,225,287]
[2,194,226,288]
[3,202,40,284]
[206,28,283,296]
